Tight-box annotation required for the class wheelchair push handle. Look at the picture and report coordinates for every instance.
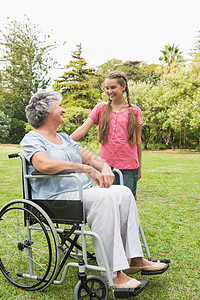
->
[8,153,20,159]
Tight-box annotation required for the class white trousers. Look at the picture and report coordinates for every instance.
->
[56,185,143,278]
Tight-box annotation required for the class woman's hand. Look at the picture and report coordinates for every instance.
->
[87,165,114,188]
[101,164,115,187]
[80,148,114,188]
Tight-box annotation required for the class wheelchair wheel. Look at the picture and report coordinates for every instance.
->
[0,199,60,291]
[74,275,109,300]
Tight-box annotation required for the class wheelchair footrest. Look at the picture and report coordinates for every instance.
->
[152,259,170,264]
[141,260,170,275]
[114,279,149,298]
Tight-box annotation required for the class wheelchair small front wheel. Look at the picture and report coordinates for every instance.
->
[74,275,109,300]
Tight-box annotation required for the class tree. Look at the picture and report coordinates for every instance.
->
[0,17,57,142]
[53,43,99,109]
[129,63,200,150]
[95,59,161,100]
[163,63,200,148]
[0,18,56,120]
[95,59,123,97]
[190,28,200,57]
[53,44,99,140]
[96,59,123,75]
[129,81,167,149]
[120,60,142,81]
[159,43,185,74]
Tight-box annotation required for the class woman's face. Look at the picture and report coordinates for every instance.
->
[49,101,66,125]
[105,78,126,101]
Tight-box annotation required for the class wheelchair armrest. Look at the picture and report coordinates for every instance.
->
[31,170,75,176]
[26,170,83,202]
[110,166,124,185]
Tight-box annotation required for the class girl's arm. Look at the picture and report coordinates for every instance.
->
[70,117,95,141]
[137,126,142,180]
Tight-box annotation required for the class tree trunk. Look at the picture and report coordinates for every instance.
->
[165,127,175,150]
[179,127,182,149]
[184,126,186,149]
[141,126,150,150]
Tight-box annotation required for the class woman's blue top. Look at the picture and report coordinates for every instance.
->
[20,131,93,200]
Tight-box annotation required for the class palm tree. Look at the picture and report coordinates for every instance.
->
[159,43,185,74]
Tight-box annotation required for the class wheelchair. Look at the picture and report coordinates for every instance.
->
[0,152,168,299]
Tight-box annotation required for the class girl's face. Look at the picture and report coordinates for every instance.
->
[49,101,66,125]
[105,78,126,101]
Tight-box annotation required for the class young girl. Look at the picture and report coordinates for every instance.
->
[70,71,142,200]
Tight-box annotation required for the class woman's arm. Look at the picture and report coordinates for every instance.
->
[31,151,94,175]
[70,117,95,141]
[31,149,114,188]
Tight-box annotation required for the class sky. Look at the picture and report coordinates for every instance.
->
[0,0,200,80]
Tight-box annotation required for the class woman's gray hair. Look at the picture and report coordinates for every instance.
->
[26,90,62,128]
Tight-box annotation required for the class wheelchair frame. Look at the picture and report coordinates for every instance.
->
[0,152,150,299]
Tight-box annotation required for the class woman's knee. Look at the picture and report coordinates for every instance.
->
[109,185,134,201]
[84,187,117,213]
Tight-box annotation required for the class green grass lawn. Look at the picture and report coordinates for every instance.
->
[0,145,200,300]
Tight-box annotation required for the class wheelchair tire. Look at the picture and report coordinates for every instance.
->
[0,199,60,291]
[74,275,109,300]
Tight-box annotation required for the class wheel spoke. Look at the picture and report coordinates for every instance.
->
[0,200,60,291]
[75,275,108,300]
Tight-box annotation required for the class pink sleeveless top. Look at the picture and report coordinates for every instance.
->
[89,102,143,169]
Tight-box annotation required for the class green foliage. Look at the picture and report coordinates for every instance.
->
[96,58,123,75]
[159,43,185,74]
[0,17,57,143]
[96,59,161,84]
[2,118,25,144]
[25,123,34,133]
[58,107,90,135]
[53,44,99,109]
[57,107,98,143]
[139,64,161,85]
[129,61,200,149]
[146,143,167,150]
[0,111,11,141]
[95,60,161,102]
[190,28,200,57]
[161,64,200,147]
[53,44,100,141]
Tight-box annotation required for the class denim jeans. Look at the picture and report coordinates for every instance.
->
[113,168,139,200]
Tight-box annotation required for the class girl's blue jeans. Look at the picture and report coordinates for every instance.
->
[113,168,139,200]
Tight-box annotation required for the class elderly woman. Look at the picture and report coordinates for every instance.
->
[20,90,167,291]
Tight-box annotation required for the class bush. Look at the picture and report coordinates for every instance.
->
[1,118,25,144]
[195,144,200,152]
[58,107,98,143]
[146,143,167,150]
[0,112,11,142]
